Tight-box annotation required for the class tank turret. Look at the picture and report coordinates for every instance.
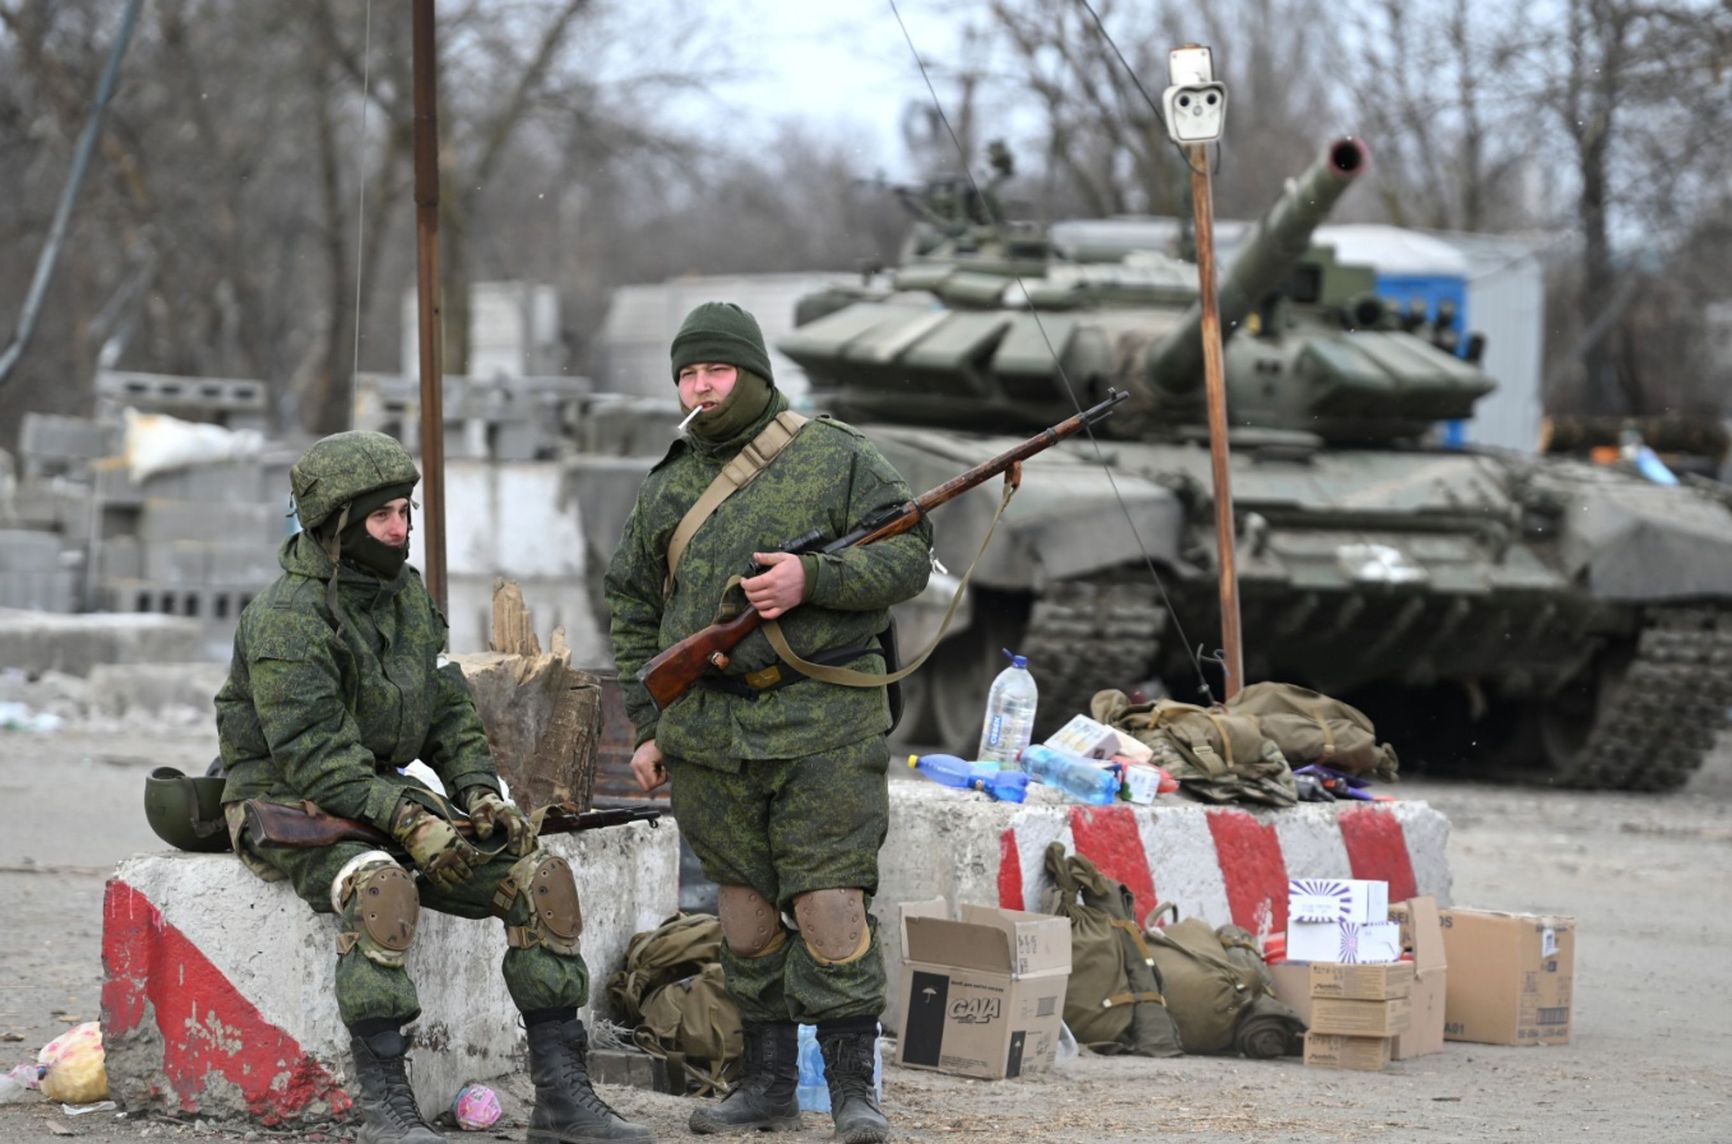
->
[1144,138,1368,394]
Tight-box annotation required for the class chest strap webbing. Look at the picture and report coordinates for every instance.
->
[664,410,809,599]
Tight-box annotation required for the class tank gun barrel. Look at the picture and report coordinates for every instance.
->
[1147,138,1369,394]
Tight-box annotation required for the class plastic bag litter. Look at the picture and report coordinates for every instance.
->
[37,1022,108,1104]
[0,1062,43,1103]
[123,408,263,484]
[451,1082,501,1130]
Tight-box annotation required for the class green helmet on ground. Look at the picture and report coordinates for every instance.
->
[143,766,232,853]
[289,430,421,534]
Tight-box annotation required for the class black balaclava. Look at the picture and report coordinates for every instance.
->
[320,482,415,580]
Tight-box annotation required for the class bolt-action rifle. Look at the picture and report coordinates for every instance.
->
[241,798,662,851]
[637,389,1130,709]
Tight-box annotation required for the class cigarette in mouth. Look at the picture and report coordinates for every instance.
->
[678,405,703,431]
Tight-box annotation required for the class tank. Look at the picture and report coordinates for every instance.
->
[759,138,1732,791]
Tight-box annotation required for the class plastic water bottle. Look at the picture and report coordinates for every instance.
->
[1019,744,1120,805]
[795,1024,883,1114]
[906,754,1031,803]
[977,650,1038,769]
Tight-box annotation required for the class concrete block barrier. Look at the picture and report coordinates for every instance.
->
[873,782,1450,1031]
[0,608,204,674]
[101,819,680,1126]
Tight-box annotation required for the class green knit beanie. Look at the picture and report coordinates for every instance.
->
[670,301,775,385]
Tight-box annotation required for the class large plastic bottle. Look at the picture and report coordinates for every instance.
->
[906,754,1030,803]
[976,650,1038,769]
[1019,744,1120,805]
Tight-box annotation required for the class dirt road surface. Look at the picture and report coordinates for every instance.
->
[2,723,1728,1143]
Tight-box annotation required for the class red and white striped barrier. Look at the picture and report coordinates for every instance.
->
[100,822,679,1127]
[876,784,1449,1030]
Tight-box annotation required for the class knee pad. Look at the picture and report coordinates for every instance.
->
[333,852,418,968]
[717,884,788,958]
[793,888,870,966]
[495,851,583,956]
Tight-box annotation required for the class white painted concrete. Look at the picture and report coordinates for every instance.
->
[106,819,679,1121]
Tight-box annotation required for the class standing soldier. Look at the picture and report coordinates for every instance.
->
[605,303,931,1143]
[213,431,649,1144]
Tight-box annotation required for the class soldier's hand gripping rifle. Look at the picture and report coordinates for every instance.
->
[638,389,1129,709]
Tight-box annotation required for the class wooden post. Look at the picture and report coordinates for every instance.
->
[1187,141,1245,700]
[411,0,447,614]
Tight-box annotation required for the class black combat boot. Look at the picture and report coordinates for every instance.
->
[524,1016,652,1143]
[349,1028,444,1144]
[688,1021,801,1135]
[817,1018,887,1144]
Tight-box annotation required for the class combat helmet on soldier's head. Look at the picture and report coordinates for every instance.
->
[290,430,421,533]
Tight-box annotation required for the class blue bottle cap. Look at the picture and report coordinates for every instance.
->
[1001,648,1028,669]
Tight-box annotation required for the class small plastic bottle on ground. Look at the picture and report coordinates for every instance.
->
[794,1024,883,1114]
[1019,744,1120,805]
[976,651,1038,770]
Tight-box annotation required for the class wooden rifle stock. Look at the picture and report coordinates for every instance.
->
[241,798,662,851]
[637,389,1129,708]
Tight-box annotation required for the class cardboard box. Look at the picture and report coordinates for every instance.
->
[1044,714,1122,759]
[1303,1032,1391,1072]
[1388,897,1447,1059]
[1268,962,1313,1027]
[1439,908,1574,1046]
[1310,996,1411,1037]
[1289,878,1389,924]
[1287,920,1402,964]
[1309,961,1414,1001]
[895,902,1072,1080]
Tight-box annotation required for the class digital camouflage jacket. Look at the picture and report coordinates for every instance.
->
[604,393,933,767]
[215,532,499,829]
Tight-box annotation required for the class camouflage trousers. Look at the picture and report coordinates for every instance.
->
[237,832,589,1029]
[668,735,890,1025]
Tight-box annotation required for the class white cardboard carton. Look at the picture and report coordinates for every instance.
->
[1288,878,1389,924]
[1287,920,1402,964]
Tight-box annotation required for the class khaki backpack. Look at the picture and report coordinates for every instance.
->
[1143,904,1304,1058]
[1091,691,1298,808]
[1226,681,1400,781]
[605,913,742,1095]
[1040,843,1183,1057]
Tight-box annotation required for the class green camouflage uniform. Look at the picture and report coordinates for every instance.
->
[604,387,931,1024]
[216,435,588,1029]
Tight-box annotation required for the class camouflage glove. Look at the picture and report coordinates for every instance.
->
[460,787,536,857]
[390,800,482,889]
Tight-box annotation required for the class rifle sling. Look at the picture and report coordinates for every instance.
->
[664,410,809,598]
[757,477,1017,688]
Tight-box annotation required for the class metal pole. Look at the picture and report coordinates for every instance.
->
[1187,141,1244,699]
[411,0,447,614]
[0,0,144,386]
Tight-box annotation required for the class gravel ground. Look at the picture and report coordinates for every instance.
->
[2,722,1729,1143]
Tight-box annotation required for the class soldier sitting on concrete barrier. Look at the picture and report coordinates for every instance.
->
[605,303,932,1144]
[210,430,649,1144]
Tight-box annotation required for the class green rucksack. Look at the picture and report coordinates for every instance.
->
[1143,904,1305,1058]
[1040,843,1183,1057]
[1091,691,1298,807]
[605,913,743,1095]
[1226,681,1400,781]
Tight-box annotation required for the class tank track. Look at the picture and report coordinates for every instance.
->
[1020,574,1167,735]
[1557,607,1732,792]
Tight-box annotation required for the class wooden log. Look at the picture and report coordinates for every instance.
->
[447,580,596,811]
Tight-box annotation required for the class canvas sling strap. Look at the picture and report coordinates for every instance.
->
[663,410,809,598]
[753,477,1018,689]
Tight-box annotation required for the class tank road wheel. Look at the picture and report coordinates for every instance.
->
[1533,607,1732,791]
[1020,576,1166,738]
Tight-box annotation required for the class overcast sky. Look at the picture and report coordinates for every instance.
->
[663,0,969,179]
